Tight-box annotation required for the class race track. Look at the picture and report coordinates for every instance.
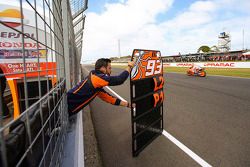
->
[85,66,250,167]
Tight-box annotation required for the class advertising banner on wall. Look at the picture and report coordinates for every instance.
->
[163,62,250,68]
[0,4,55,78]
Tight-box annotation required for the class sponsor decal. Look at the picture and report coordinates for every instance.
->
[6,62,38,73]
[0,32,35,38]
[0,7,48,59]
[0,62,56,78]
[0,8,55,73]
[176,63,193,67]
[0,49,46,59]
[204,62,235,67]
[0,42,42,49]
[0,8,29,28]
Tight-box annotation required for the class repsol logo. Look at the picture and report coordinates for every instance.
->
[0,32,35,38]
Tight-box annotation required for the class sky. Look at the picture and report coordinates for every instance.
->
[81,0,250,63]
[1,0,249,63]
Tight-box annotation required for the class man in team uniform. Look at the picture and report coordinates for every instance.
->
[67,58,135,116]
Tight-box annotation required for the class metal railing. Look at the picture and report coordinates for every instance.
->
[0,0,87,166]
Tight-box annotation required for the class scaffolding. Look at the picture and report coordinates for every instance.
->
[218,32,231,52]
[0,0,87,166]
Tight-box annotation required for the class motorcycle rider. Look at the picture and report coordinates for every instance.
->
[189,64,202,74]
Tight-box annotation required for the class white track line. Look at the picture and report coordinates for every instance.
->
[105,86,212,167]
[162,130,212,167]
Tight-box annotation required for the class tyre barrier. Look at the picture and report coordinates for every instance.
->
[0,85,64,167]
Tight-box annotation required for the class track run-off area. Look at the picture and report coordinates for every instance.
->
[84,66,250,167]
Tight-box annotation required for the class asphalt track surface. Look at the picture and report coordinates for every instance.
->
[84,66,250,167]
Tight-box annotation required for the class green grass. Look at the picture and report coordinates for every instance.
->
[164,67,250,78]
[112,65,127,69]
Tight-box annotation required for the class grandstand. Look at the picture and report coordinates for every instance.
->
[162,50,250,62]
[110,50,250,63]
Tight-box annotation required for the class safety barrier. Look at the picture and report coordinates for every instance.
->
[0,81,67,166]
[0,0,87,166]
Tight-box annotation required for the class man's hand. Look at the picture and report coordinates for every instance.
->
[120,101,136,110]
[128,61,135,68]
[120,101,127,107]
[128,102,136,109]
[126,60,135,72]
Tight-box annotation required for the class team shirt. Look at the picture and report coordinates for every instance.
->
[67,69,129,116]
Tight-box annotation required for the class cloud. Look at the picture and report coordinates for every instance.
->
[81,0,250,63]
[82,0,173,62]
[161,1,217,31]
[189,1,217,12]
[159,0,250,54]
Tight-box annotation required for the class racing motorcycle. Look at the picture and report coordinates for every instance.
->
[187,67,206,77]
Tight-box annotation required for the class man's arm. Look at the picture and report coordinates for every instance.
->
[107,70,129,86]
[107,61,135,86]
[97,89,129,107]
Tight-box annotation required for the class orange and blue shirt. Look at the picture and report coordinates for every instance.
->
[67,69,129,116]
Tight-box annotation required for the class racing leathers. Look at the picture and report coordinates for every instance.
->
[190,65,202,74]
[67,69,129,116]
